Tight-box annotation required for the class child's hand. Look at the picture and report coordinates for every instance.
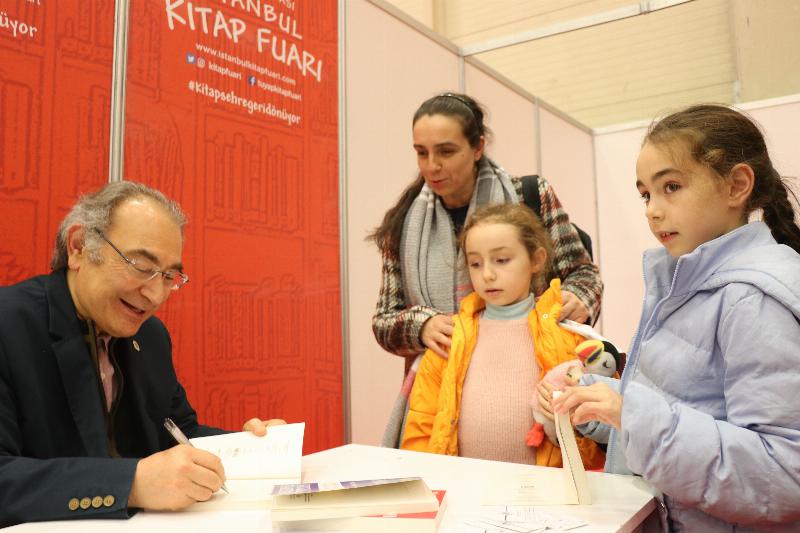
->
[536,381,556,421]
[552,382,622,429]
[421,314,454,359]
[560,291,590,324]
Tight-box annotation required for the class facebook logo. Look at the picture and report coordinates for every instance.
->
[248,75,257,86]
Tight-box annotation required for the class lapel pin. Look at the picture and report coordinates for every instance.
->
[132,340,141,352]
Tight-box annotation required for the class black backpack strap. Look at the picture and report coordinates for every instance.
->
[520,174,542,216]
[574,225,594,261]
[520,173,594,261]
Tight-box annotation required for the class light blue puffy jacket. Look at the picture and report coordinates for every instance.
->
[583,222,800,531]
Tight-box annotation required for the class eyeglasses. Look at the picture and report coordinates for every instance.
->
[95,230,189,291]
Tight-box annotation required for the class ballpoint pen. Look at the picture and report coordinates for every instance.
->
[163,417,229,494]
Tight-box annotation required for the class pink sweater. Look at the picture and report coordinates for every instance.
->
[458,316,540,464]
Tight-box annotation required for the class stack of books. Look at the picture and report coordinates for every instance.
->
[271,477,445,532]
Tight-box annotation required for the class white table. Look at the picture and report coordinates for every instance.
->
[7,444,657,532]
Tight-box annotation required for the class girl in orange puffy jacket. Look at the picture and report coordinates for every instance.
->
[401,203,604,469]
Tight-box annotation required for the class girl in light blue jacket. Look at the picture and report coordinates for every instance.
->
[551,105,800,531]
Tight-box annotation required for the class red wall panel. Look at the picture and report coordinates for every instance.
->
[1,0,113,282]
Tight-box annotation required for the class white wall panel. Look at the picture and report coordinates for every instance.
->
[463,63,538,177]
[743,98,800,182]
[593,125,651,348]
[538,106,597,248]
[744,98,800,225]
[345,0,460,446]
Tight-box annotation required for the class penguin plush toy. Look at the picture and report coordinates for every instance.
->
[574,339,622,378]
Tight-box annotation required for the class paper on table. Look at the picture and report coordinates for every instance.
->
[484,468,579,506]
[190,422,304,481]
[457,507,587,532]
[485,392,590,506]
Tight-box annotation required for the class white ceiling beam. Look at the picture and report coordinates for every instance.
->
[460,0,695,57]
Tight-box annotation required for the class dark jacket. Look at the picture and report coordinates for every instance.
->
[0,269,224,527]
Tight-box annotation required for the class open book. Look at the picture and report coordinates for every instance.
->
[270,477,440,522]
[182,422,305,511]
[487,396,591,506]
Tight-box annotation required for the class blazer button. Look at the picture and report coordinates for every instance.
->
[92,496,104,508]
[80,497,91,509]
[68,498,80,511]
[103,495,116,507]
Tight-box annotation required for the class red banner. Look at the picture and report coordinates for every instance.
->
[1,0,114,282]
[1,0,342,454]
[125,0,341,453]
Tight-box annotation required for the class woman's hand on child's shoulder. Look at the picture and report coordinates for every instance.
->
[421,314,454,359]
[553,382,622,430]
[560,291,590,324]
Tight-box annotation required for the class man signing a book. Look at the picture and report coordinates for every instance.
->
[0,182,285,528]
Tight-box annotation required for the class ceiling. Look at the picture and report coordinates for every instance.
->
[382,0,800,128]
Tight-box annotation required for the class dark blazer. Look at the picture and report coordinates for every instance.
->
[0,269,224,528]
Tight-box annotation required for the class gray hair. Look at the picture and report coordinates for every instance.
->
[51,181,187,271]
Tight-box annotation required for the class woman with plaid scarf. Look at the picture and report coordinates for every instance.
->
[369,93,602,446]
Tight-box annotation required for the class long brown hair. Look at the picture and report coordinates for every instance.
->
[367,93,492,254]
[645,104,800,253]
[459,203,554,295]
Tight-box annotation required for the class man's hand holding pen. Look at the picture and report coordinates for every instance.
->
[127,444,227,511]
[127,417,287,511]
